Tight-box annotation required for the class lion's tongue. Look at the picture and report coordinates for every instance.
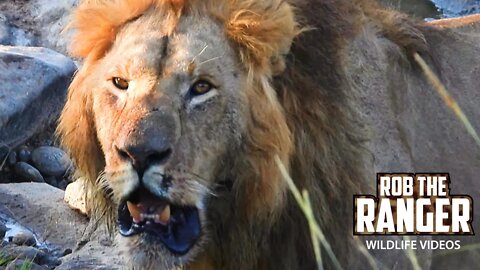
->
[119,187,201,254]
[128,202,201,254]
[127,201,171,225]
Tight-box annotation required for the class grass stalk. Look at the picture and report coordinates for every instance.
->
[403,235,422,270]
[275,156,343,270]
[413,53,480,148]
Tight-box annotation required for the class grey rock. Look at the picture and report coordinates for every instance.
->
[0,244,60,268]
[0,183,124,269]
[29,0,78,55]
[0,144,9,163]
[31,146,71,177]
[5,260,47,270]
[0,220,7,239]
[0,1,77,54]
[0,46,76,148]
[17,148,31,162]
[0,13,34,47]
[14,162,44,183]
[7,151,16,166]
[57,179,68,190]
[379,0,441,19]
[11,230,36,246]
[44,176,58,187]
[432,0,480,17]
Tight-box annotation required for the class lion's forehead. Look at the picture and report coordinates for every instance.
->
[108,13,234,76]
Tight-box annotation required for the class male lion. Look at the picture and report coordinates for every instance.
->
[58,0,480,269]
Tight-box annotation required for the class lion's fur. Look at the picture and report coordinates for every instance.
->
[56,0,476,269]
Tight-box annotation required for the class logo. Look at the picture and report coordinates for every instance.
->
[354,173,474,235]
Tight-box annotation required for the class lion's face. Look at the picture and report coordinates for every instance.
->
[90,14,248,265]
[59,1,297,268]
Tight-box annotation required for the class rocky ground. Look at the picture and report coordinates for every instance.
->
[0,0,479,269]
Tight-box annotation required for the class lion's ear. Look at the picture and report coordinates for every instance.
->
[56,67,104,181]
[226,0,299,75]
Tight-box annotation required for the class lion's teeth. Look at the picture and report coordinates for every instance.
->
[156,204,170,225]
[127,201,142,223]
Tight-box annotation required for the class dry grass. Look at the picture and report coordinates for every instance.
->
[275,156,342,270]
[413,53,480,148]
[403,236,422,270]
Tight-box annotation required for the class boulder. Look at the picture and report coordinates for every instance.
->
[0,46,76,148]
[10,229,36,246]
[14,162,44,183]
[5,259,48,270]
[0,12,35,47]
[0,244,60,269]
[0,183,125,269]
[0,220,6,239]
[432,0,480,17]
[28,0,78,55]
[64,179,89,215]
[17,147,31,162]
[31,146,71,177]
[0,0,77,54]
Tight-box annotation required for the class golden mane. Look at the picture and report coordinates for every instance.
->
[71,0,299,74]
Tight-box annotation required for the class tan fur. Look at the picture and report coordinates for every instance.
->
[57,0,478,269]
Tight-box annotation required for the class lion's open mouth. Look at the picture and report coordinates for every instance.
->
[117,188,201,255]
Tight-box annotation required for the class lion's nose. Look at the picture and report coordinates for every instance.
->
[117,140,172,174]
[115,113,176,175]
[115,112,177,174]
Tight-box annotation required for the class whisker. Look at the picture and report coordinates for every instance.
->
[190,44,209,65]
[197,56,221,67]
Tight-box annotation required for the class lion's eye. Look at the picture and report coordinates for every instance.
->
[112,77,129,90]
[189,80,213,96]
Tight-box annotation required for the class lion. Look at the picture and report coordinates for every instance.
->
[57,0,480,269]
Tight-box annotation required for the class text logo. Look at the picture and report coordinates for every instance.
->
[354,173,474,235]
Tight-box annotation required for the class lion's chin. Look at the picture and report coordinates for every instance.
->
[118,232,203,270]
[117,188,202,255]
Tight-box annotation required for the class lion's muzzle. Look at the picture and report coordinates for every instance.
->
[114,112,202,254]
[114,112,176,176]
[118,187,201,255]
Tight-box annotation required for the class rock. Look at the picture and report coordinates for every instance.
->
[57,179,68,190]
[14,162,44,183]
[61,248,72,257]
[0,46,76,149]
[11,230,36,246]
[432,0,480,17]
[379,0,441,19]
[0,13,34,47]
[0,183,87,249]
[0,220,7,238]
[0,183,124,269]
[31,146,71,177]
[0,0,77,54]
[5,259,47,270]
[0,144,9,163]
[64,179,89,215]
[29,0,78,55]
[44,176,58,187]
[17,147,31,162]
[6,152,16,167]
[0,244,60,268]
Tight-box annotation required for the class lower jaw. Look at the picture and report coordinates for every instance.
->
[120,235,201,268]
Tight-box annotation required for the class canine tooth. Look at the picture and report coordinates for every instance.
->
[127,201,142,223]
[156,205,170,225]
